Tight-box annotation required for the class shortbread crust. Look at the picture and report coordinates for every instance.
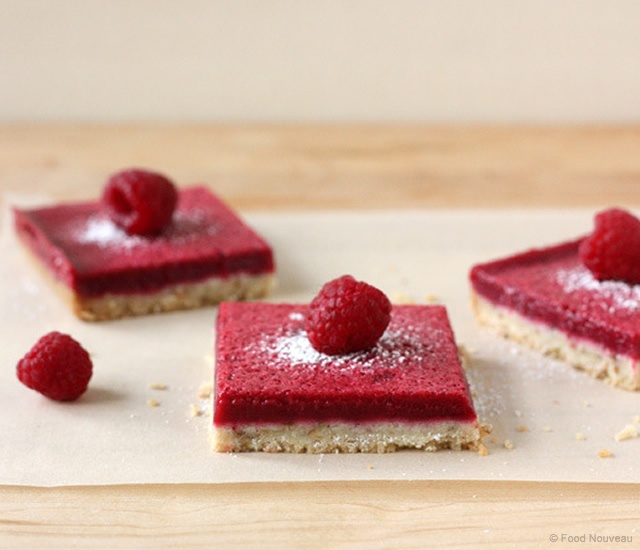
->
[213,420,483,453]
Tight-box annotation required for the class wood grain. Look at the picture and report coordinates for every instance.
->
[1,124,639,209]
[1,125,639,548]
[2,481,638,548]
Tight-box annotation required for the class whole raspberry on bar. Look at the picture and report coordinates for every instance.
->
[305,275,392,355]
[579,208,640,285]
[16,331,93,401]
[102,168,178,236]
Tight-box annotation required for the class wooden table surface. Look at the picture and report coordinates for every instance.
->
[1,125,639,548]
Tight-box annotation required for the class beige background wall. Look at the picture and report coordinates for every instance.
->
[1,0,639,122]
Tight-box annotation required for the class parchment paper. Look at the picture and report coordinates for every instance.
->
[1,202,638,486]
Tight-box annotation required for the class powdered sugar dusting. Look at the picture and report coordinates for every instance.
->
[76,211,219,249]
[262,326,438,370]
[270,330,345,366]
[77,217,145,249]
[557,267,640,312]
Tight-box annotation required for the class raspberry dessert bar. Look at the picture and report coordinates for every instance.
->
[13,171,274,321]
[470,209,640,391]
[212,298,483,453]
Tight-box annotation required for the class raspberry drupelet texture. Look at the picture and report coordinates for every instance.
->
[102,168,178,236]
[16,331,93,401]
[305,275,392,355]
[579,208,640,285]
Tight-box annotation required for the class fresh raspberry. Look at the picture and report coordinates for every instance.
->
[16,332,93,401]
[102,168,178,236]
[305,275,392,355]
[579,208,640,284]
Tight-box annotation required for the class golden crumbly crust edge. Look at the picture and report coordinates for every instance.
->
[470,291,640,391]
[211,421,489,453]
[73,273,274,321]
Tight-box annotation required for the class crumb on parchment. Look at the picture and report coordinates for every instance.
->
[189,403,202,417]
[615,424,638,442]
[149,383,168,391]
[390,292,415,305]
[516,425,529,432]
[458,345,472,369]
[575,432,586,441]
[477,444,489,456]
[597,448,613,459]
[198,382,213,399]
[147,398,160,407]
[503,439,514,450]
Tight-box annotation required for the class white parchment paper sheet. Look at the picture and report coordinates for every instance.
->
[1,204,638,486]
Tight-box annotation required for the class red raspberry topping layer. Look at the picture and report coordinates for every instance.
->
[13,186,274,297]
[102,168,178,236]
[214,302,478,426]
[579,208,640,285]
[470,238,640,360]
[16,331,93,401]
[305,275,391,355]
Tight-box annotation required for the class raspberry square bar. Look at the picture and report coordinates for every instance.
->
[212,302,482,453]
[13,186,275,321]
[470,238,640,391]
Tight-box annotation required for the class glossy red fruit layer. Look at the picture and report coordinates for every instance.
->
[13,186,274,297]
[214,302,477,426]
[470,238,640,360]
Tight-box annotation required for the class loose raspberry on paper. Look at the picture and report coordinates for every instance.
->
[579,208,640,285]
[305,275,392,355]
[16,332,93,401]
[102,168,178,236]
